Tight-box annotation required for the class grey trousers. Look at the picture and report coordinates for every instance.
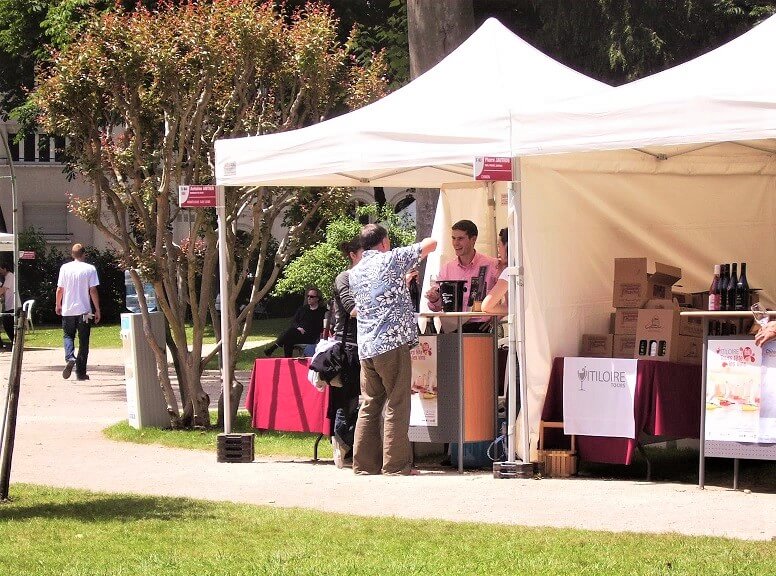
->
[352,343,412,475]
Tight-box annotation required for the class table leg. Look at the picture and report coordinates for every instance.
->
[313,433,324,463]
[699,317,709,490]
[733,458,739,490]
[636,443,652,481]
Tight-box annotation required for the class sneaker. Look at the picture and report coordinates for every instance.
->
[332,436,350,469]
[62,359,76,379]
[76,374,90,381]
[263,345,275,357]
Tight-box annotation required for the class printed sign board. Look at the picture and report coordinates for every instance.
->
[178,184,217,208]
[706,338,776,443]
[410,336,438,426]
[473,156,513,181]
[563,357,637,438]
[20,251,35,260]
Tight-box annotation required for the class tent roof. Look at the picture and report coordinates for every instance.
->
[510,15,776,157]
[214,18,608,188]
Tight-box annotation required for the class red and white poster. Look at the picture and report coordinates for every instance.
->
[705,339,762,442]
[410,336,437,426]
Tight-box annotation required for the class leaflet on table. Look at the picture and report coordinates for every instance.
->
[562,357,637,438]
[705,339,764,443]
[410,336,438,426]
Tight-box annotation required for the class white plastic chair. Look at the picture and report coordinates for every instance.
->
[21,299,35,332]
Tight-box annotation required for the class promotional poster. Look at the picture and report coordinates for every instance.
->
[410,336,438,426]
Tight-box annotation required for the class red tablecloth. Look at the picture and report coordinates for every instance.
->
[542,358,701,464]
[245,358,331,435]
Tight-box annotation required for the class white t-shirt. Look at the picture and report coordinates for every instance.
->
[58,260,100,316]
[1,271,15,311]
[498,268,508,282]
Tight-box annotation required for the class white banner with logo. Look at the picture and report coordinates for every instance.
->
[410,336,438,426]
[563,357,638,438]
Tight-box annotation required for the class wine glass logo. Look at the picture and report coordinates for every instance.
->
[577,366,588,391]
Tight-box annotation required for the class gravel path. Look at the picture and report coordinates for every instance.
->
[4,347,776,541]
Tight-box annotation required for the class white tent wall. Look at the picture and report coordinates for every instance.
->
[513,145,776,457]
[419,181,507,333]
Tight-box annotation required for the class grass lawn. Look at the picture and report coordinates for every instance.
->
[0,484,774,576]
[103,410,332,460]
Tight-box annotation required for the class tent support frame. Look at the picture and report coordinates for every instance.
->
[506,164,531,466]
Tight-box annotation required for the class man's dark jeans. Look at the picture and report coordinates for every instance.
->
[62,315,91,378]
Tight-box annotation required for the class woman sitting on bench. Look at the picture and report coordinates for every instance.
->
[264,286,327,357]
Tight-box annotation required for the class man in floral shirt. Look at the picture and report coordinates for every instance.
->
[349,224,437,475]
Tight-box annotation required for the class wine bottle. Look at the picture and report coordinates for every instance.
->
[720,264,729,311]
[708,264,721,311]
[735,262,749,311]
[727,263,738,312]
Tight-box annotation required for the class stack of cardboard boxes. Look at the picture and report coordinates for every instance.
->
[579,258,703,364]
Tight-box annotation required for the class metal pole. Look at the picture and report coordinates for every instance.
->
[216,186,233,434]
[699,316,708,489]
[509,161,531,464]
[458,315,464,474]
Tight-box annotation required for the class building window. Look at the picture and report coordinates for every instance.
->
[23,203,70,243]
[38,133,50,162]
[23,134,35,162]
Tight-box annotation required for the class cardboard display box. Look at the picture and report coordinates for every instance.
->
[612,334,637,359]
[613,308,639,335]
[644,298,703,338]
[579,334,613,358]
[634,308,681,363]
[634,308,702,364]
[613,258,681,308]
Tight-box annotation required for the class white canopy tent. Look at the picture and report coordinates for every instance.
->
[216,14,776,463]
[215,18,610,460]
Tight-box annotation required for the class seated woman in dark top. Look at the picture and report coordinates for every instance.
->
[264,286,326,357]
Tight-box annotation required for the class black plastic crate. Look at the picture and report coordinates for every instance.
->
[217,433,255,463]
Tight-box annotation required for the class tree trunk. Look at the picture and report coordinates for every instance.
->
[407,0,475,243]
[407,0,475,79]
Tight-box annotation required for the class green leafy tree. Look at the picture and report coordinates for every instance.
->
[274,204,415,302]
[35,0,388,428]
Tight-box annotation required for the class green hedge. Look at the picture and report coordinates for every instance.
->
[15,229,126,325]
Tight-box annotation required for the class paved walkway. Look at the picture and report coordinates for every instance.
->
[3,346,776,541]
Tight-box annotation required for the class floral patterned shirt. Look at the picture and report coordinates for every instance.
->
[349,243,422,360]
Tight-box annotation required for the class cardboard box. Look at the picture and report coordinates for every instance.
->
[634,308,681,363]
[614,308,639,335]
[675,335,702,365]
[679,314,703,338]
[692,289,759,311]
[613,258,681,308]
[672,291,694,308]
[612,334,637,359]
[579,334,613,358]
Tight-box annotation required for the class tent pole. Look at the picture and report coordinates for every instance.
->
[216,185,233,434]
[508,162,531,464]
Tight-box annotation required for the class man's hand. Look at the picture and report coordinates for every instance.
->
[94,310,101,324]
[404,269,418,288]
[55,304,62,316]
[755,321,776,347]
[425,285,440,303]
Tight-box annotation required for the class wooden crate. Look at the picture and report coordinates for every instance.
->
[537,421,577,478]
[217,433,255,463]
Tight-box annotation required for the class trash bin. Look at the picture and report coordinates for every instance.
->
[120,311,168,428]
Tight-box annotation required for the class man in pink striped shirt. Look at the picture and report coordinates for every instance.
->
[425,220,499,332]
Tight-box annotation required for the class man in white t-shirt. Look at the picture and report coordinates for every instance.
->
[56,243,101,380]
[0,263,16,348]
